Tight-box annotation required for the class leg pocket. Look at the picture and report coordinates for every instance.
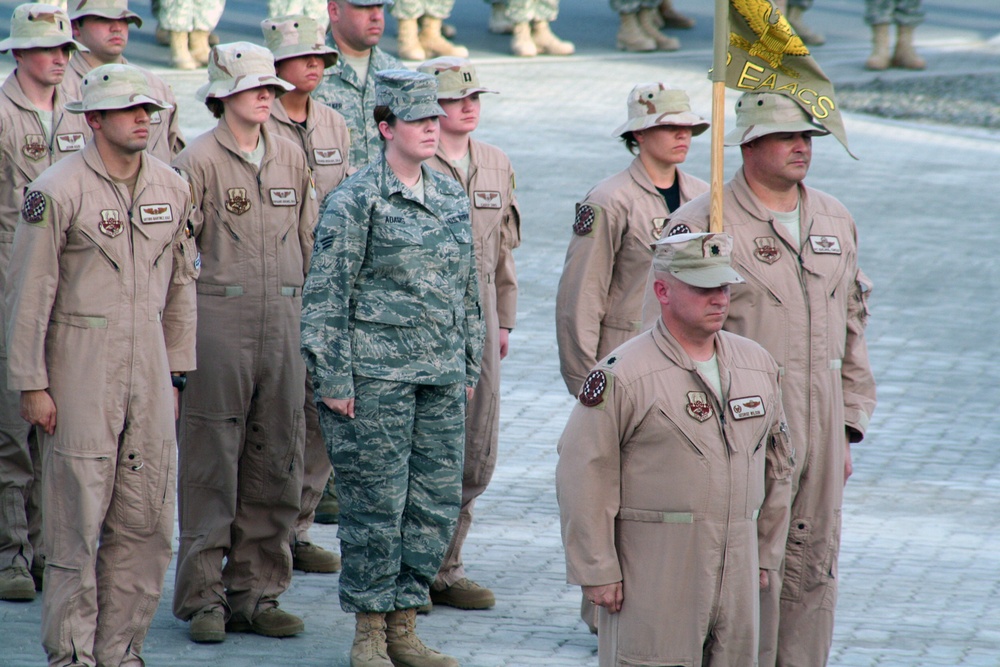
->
[114,440,173,534]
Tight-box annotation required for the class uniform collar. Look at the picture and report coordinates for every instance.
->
[630,156,692,200]
[652,318,733,403]
[69,51,129,78]
[271,95,315,132]
[732,167,816,250]
[432,136,478,180]
[1,71,67,115]
[213,118,276,166]
[376,152,444,210]
[80,139,151,191]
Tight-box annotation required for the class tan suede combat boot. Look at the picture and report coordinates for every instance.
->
[637,7,680,51]
[385,608,458,667]
[865,23,892,70]
[617,12,656,52]
[293,541,342,573]
[531,20,575,56]
[189,608,225,643]
[510,22,537,57]
[352,613,393,667]
[397,18,426,61]
[787,6,825,46]
[658,0,695,29]
[419,17,469,58]
[189,30,211,66]
[0,566,35,601]
[891,24,926,70]
[169,31,197,70]
[431,577,495,610]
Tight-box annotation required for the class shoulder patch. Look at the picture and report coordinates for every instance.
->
[21,191,48,226]
[579,370,609,408]
[573,203,602,237]
[667,223,691,236]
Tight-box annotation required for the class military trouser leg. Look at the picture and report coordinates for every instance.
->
[392,0,457,19]
[864,0,925,26]
[0,377,35,571]
[41,421,174,667]
[506,0,561,23]
[608,0,658,13]
[157,0,227,32]
[320,378,464,613]
[775,433,845,667]
[267,0,330,31]
[291,370,333,546]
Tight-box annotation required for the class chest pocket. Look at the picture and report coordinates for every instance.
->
[372,209,423,246]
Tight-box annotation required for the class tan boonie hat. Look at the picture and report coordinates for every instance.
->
[374,69,445,122]
[416,56,498,100]
[613,83,709,138]
[651,232,745,288]
[0,3,88,54]
[68,0,142,27]
[65,62,171,113]
[196,42,295,102]
[262,15,337,68]
[724,92,830,146]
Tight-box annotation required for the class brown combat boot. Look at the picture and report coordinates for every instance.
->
[637,7,680,51]
[169,31,197,70]
[385,608,458,667]
[189,608,225,643]
[0,566,35,601]
[314,473,339,524]
[419,17,468,58]
[658,0,695,29]
[352,612,393,667]
[293,541,342,573]
[891,25,926,70]
[430,577,495,610]
[787,6,825,46]
[617,12,656,52]
[865,23,892,70]
[532,20,575,55]
[510,22,537,57]
[189,30,211,66]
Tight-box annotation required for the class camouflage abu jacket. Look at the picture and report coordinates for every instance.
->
[301,151,484,399]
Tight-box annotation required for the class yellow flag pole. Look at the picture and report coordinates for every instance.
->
[709,0,729,233]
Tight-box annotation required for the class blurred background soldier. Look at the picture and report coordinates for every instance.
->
[156,0,226,70]
[863,0,926,70]
[268,0,330,33]
[0,1,88,604]
[557,232,790,667]
[171,42,315,644]
[64,0,186,162]
[313,0,402,170]
[393,0,467,61]
[5,63,197,667]
[484,0,574,57]
[609,0,687,52]
[263,13,349,577]
[418,56,520,611]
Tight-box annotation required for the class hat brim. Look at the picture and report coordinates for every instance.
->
[274,46,338,69]
[196,74,296,103]
[395,101,447,122]
[437,87,499,101]
[670,265,746,288]
[69,9,142,27]
[65,93,172,114]
[0,36,88,54]
[614,111,710,138]
[724,119,830,146]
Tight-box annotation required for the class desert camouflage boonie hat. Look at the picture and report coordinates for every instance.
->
[68,0,142,28]
[651,232,745,288]
[416,56,498,100]
[196,42,295,102]
[724,92,830,146]
[0,3,87,54]
[613,83,709,138]
[262,15,337,68]
[374,69,445,122]
[65,63,171,113]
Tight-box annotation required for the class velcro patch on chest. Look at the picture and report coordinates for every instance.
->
[729,395,766,420]
[808,235,841,254]
[55,133,86,153]
[99,209,124,238]
[226,188,251,215]
[686,391,713,422]
[473,191,502,209]
[754,236,781,264]
[314,148,343,165]
[270,188,298,206]
[22,134,47,161]
[139,203,173,224]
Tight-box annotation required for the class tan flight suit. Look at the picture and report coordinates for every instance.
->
[425,138,520,588]
[643,169,877,666]
[63,53,186,162]
[5,141,197,667]
[0,73,89,580]
[265,95,349,548]
[555,158,707,395]
[557,320,791,667]
[172,121,317,626]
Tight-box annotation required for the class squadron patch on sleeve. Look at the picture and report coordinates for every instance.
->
[573,203,598,236]
[21,191,47,225]
[579,370,608,407]
[667,223,691,236]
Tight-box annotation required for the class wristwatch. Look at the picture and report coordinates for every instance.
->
[171,373,187,392]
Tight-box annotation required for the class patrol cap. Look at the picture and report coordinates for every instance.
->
[416,56,498,100]
[262,15,337,68]
[0,3,87,54]
[67,0,142,28]
[613,83,709,138]
[724,92,830,146]
[65,62,171,113]
[374,69,445,122]
[196,42,295,102]
[651,232,745,288]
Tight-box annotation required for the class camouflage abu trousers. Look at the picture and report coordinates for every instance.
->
[268,0,330,32]
[392,0,457,20]
[485,0,561,23]
[319,377,465,613]
[609,0,658,13]
[864,0,924,26]
[157,0,226,32]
